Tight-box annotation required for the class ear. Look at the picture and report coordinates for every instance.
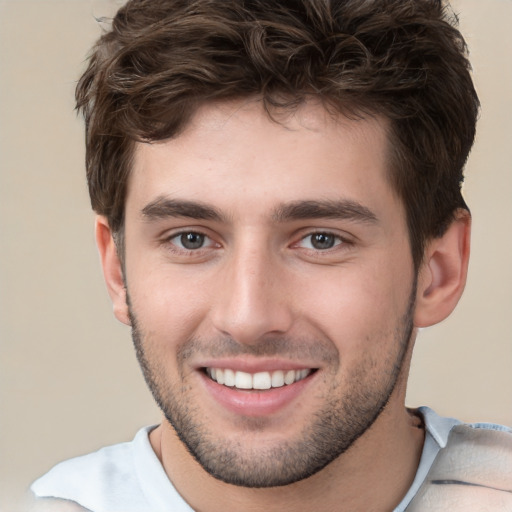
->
[95,216,131,326]
[414,210,471,328]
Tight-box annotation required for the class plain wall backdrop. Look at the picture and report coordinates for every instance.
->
[1,0,511,509]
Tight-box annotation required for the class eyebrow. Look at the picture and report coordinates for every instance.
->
[271,199,378,224]
[142,197,225,222]
[141,197,378,225]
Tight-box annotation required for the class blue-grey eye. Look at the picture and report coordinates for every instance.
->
[180,232,205,249]
[297,232,342,251]
[309,233,337,250]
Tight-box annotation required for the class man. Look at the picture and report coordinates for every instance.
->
[31,0,512,510]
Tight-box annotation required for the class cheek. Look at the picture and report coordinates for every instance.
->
[126,263,213,347]
[297,262,412,350]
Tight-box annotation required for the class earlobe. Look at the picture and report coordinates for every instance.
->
[414,210,471,328]
[95,216,131,326]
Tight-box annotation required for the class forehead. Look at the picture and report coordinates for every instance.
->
[127,99,400,221]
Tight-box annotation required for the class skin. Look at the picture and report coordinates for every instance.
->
[97,98,470,512]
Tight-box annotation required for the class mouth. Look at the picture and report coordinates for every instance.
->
[200,364,319,416]
[203,367,315,390]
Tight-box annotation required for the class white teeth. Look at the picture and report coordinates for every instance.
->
[206,368,312,390]
[284,370,296,385]
[271,370,285,387]
[253,372,271,390]
[224,369,236,387]
[235,371,253,389]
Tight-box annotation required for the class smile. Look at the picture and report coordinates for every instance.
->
[205,368,313,390]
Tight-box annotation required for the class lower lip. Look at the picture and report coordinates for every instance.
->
[201,372,315,417]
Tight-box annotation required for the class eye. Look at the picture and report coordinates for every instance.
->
[169,231,213,250]
[298,232,342,250]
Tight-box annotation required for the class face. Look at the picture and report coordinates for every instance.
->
[120,100,417,487]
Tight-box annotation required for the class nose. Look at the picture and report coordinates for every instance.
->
[210,243,294,345]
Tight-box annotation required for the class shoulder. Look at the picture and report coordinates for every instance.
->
[31,427,155,512]
[32,436,138,496]
[28,497,92,512]
[408,419,512,511]
[434,422,512,490]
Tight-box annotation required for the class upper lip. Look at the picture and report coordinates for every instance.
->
[196,357,319,373]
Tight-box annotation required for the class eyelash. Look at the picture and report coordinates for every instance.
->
[163,229,350,256]
[295,231,346,252]
[165,230,217,253]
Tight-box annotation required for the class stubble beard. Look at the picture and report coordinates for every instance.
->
[128,283,416,488]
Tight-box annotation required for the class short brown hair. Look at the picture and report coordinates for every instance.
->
[76,0,479,267]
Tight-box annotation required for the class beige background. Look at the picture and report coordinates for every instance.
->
[0,0,511,509]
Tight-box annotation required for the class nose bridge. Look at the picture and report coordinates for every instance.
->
[211,234,292,344]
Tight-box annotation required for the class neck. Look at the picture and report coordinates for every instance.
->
[150,399,424,512]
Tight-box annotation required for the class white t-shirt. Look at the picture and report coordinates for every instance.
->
[30,407,512,512]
